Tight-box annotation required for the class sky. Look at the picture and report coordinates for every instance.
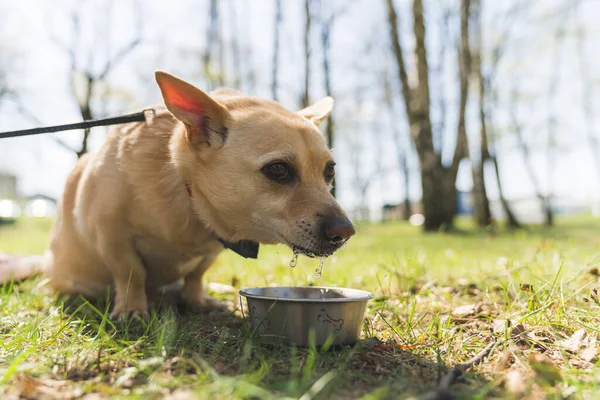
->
[1,0,600,218]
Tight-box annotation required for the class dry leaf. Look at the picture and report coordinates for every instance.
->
[559,329,586,353]
[511,324,550,351]
[452,304,479,318]
[493,319,511,334]
[581,336,598,362]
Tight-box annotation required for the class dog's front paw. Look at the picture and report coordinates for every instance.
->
[110,299,149,321]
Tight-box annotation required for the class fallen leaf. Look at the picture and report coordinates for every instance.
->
[581,336,597,362]
[493,319,511,334]
[559,329,586,353]
[511,324,550,351]
[452,304,480,318]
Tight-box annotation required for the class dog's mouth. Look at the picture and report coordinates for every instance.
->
[284,237,349,259]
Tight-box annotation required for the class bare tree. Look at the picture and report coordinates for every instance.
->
[384,68,412,220]
[301,0,312,108]
[228,0,242,89]
[240,0,256,93]
[470,0,492,228]
[52,2,142,158]
[432,3,452,154]
[385,0,471,231]
[271,0,282,101]
[539,4,573,227]
[449,0,472,222]
[480,1,532,229]
[317,0,353,197]
[509,83,552,227]
[203,0,221,90]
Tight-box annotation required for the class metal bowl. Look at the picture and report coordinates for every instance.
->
[239,286,373,346]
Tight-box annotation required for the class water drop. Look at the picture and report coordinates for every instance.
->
[290,250,299,268]
[315,258,324,278]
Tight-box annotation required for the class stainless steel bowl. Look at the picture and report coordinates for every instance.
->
[239,286,373,346]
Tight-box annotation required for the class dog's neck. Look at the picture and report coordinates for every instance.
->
[183,178,258,259]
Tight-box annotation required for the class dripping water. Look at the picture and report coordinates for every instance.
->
[289,249,299,268]
[315,258,324,278]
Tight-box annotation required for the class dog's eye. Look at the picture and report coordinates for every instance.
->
[262,162,293,182]
[324,163,335,182]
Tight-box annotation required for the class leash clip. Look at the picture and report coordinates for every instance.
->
[142,108,156,123]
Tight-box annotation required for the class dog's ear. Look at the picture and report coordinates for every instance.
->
[155,71,231,147]
[297,97,334,126]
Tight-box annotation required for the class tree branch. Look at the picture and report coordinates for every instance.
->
[424,339,498,399]
[6,93,78,154]
[385,0,412,120]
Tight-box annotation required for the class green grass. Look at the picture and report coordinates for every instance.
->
[1,216,599,399]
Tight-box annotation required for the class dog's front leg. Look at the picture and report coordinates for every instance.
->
[181,256,225,311]
[99,236,149,320]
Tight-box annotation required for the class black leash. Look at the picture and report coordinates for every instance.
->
[0,109,154,139]
[0,107,260,259]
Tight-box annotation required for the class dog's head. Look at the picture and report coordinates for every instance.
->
[156,71,354,257]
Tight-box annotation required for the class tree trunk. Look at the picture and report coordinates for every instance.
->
[401,154,412,220]
[470,0,492,228]
[321,9,336,197]
[203,0,219,90]
[386,65,412,220]
[386,0,448,231]
[444,0,472,227]
[271,0,282,101]
[542,8,570,228]
[301,0,311,108]
[491,155,520,228]
[228,0,241,89]
[472,164,491,227]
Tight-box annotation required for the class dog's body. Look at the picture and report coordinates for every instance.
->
[2,72,355,319]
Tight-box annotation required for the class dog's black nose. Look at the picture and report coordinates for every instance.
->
[323,216,355,243]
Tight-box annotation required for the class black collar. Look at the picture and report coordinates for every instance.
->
[217,238,260,259]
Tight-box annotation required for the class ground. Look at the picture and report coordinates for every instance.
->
[0,216,599,399]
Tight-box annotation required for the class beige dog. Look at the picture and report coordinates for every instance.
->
[1,72,355,319]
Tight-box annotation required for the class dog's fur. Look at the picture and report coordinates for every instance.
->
[1,72,355,319]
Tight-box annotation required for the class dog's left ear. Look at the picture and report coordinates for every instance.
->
[297,97,334,126]
[155,71,231,148]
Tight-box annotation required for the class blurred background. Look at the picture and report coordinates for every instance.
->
[0,0,599,230]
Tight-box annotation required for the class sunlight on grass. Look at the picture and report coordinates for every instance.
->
[0,217,599,399]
